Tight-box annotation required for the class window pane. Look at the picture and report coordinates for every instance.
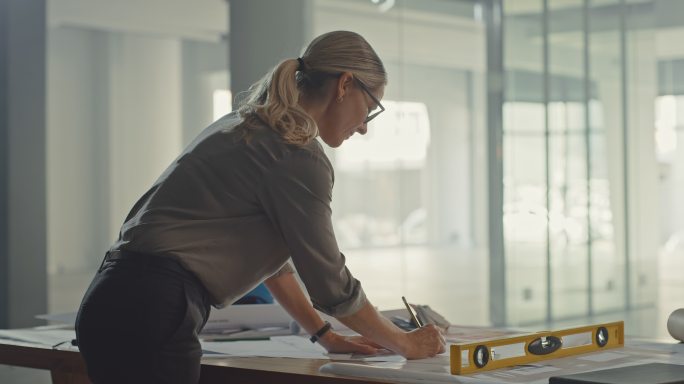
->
[315,0,488,323]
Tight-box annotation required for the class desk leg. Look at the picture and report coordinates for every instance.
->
[50,370,92,384]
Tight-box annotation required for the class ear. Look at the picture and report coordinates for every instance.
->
[335,72,355,100]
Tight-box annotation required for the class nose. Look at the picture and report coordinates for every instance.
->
[357,124,368,135]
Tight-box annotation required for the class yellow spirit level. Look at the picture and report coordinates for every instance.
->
[450,321,624,375]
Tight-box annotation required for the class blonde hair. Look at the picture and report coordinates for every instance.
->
[237,31,387,146]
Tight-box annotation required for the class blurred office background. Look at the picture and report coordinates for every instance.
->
[2,0,684,381]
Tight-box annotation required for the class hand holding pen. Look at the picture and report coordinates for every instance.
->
[400,296,446,358]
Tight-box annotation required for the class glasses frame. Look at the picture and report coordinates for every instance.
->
[354,78,385,124]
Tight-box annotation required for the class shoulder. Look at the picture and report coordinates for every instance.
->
[226,114,333,184]
[255,139,333,202]
[273,140,332,183]
[245,116,331,167]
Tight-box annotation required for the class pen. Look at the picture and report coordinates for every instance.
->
[402,296,423,328]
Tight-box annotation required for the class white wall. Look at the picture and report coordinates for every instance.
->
[48,0,227,42]
[627,29,660,306]
[47,27,185,278]
[107,33,184,238]
[47,26,110,275]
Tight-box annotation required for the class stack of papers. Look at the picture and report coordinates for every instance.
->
[201,335,408,362]
[201,326,295,341]
[201,303,299,341]
[202,335,329,359]
[0,327,78,351]
[203,303,293,332]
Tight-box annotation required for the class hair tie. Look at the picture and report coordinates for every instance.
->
[296,57,306,72]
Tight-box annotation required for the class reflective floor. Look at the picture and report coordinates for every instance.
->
[346,245,682,341]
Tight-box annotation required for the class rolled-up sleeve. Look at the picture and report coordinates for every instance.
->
[257,148,367,317]
[270,260,295,278]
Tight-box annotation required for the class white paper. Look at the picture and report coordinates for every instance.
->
[201,335,328,359]
[0,328,76,348]
[201,334,411,363]
[200,326,293,341]
[327,350,406,363]
[363,353,407,363]
[577,351,627,362]
[204,304,294,331]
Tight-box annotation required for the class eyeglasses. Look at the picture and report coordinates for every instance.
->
[354,78,385,124]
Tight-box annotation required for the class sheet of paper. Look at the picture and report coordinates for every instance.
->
[201,335,411,362]
[272,335,330,354]
[201,335,328,359]
[363,353,407,363]
[201,326,293,341]
[0,328,76,349]
[577,351,627,362]
[327,349,406,363]
[204,304,294,331]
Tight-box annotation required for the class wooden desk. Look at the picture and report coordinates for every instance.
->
[0,339,389,384]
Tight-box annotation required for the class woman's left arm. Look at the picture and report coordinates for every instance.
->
[263,271,381,355]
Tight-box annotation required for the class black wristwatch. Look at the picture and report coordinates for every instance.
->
[310,321,332,343]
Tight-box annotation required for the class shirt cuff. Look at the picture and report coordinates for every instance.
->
[312,280,368,317]
[270,260,295,278]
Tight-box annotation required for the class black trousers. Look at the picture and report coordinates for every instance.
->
[75,251,212,384]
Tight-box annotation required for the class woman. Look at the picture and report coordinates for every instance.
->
[75,30,445,384]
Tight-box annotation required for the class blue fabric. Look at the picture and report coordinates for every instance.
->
[234,283,273,304]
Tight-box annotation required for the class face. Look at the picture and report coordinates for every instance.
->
[318,74,385,148]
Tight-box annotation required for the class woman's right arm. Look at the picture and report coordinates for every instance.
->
[258,152,443,358]
[337,301,446,359]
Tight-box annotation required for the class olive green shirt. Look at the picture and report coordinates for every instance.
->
[111,112,367,317]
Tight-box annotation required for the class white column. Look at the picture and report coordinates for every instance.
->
[0,0,48,328]
[107,33,183,238]
[229,0,313,108]
[627,29,659,306]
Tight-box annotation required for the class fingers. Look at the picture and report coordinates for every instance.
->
[365,341,384,348]
[438,329,447,353]
[436,338,446,354]
[344,337,380,355]
[357,344,379,355]
[347,325,445,359]
[421,324,447,357]
[347,336,384,349]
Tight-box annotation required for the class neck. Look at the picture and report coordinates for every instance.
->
[298,95,328,127]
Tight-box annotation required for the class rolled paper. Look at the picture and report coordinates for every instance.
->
[667,308,684,342]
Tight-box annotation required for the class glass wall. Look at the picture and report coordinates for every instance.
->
[500,0,666,328]
[656,55,684,324]
[312,0,490,324]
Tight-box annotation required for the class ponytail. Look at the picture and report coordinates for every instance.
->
[237,59,318,145]
[237,31,387,146]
